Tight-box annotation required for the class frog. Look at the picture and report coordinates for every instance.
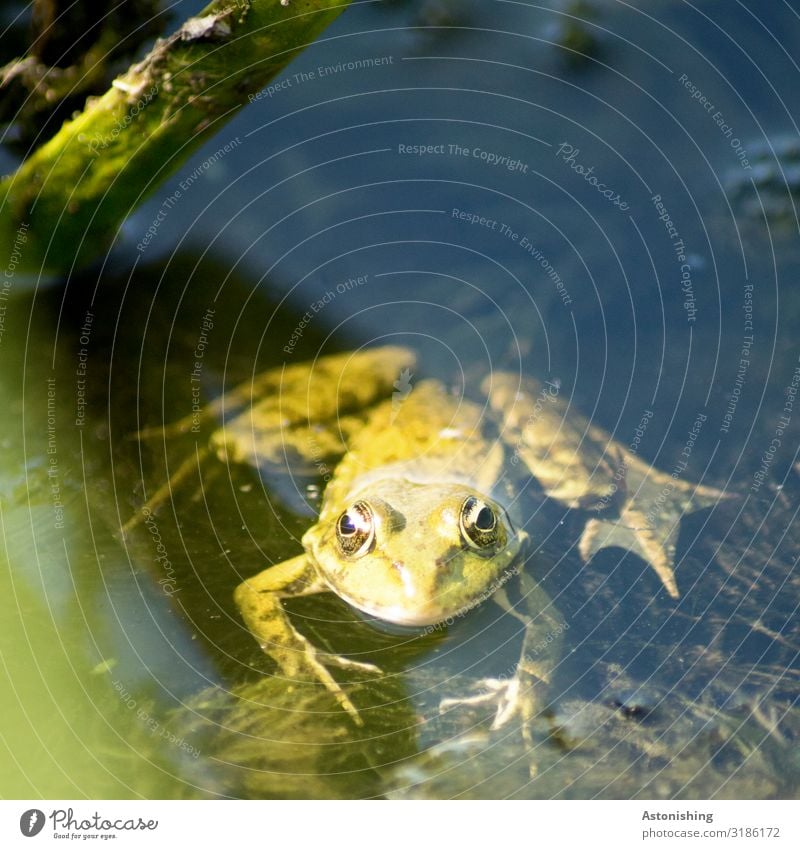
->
[125,345,728,727]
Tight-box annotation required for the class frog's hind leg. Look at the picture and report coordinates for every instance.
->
[484,373,729,599]
[579,507,680,599]
[212,346,418,507]
[123,345,417,531]
[580,459,732,600]
[483,372,628,509]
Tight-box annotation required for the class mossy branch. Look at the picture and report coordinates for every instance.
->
[0,0,352,275]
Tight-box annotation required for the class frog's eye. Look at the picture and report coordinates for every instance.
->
[459,496,501,551]
[336,501,375,557]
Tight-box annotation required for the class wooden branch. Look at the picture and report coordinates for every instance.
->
[0,0,352,274]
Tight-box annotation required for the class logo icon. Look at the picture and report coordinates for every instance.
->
[391,367,414,421]
[19,809,45,837]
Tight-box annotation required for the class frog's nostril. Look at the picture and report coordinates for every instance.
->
[392,560,405,571]
[435,547,460,568]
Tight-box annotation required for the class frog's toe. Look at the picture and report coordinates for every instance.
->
[301,651,366,726]
[579,507,680,599]
[438,678,509,717]
[485,678,519,730]
[316,652,382,677]
[330,688,365,726]
[439,678,542,777]
[438,677,524,730]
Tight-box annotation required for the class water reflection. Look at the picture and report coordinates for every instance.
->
[2,0,799,799]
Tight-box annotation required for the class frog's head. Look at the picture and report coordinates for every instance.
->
[303,479,527,627]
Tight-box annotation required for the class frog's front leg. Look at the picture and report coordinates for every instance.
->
[234,555,378,725]
[489,573,564,732]
[439,573,563,734]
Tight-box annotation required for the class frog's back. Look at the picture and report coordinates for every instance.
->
[322,380,506,512]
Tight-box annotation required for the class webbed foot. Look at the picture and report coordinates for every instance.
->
[235,555,381,726]
[439,675,542,776]
[579,505,680,598]
[439,677,518,728]
[280,635,372,726]
[315,651,382,677]
[440,676,535,727]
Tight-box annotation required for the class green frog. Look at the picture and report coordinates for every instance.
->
[127,346,726,726]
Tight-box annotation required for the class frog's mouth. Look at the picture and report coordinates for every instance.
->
[325,578,507,629]
[322,582,447,626]
[347,599,460,631]
[337,595,471,628]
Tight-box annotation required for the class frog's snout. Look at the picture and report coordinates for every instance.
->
[391,560,425,601]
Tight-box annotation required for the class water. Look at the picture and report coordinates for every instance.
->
[1,0,799,798]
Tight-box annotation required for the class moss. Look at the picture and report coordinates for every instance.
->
[0,0,352,275]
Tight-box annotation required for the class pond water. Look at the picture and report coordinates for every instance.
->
[1,0,799,798]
